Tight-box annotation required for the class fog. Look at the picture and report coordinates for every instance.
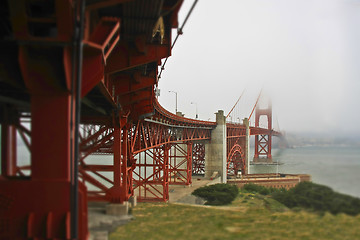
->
[158,0,360,137]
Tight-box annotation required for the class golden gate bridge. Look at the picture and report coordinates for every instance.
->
[0,0,283,238]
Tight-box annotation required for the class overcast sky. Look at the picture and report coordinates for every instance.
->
[158,0,360,137]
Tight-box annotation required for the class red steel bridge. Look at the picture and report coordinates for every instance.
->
[0,0,282,239]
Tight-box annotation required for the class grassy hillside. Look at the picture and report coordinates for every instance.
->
[110,191,360,240]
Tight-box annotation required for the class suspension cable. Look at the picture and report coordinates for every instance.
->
[158,0,199,80]
[226,88,246,119]
[248,88,263,121]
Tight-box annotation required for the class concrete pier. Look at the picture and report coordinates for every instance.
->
[205,110,227,183]
[88,202,133,240]
[243,118,250,174]
[106,202,129,216]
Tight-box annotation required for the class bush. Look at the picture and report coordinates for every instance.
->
[271,181,360,216]
[192,184,239,205]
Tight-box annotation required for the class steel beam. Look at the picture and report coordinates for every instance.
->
[253,102,273,161]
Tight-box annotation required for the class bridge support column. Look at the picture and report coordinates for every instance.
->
[1,123,17,176]
[244,118,250,175]
[107,113,131,203]
[0,93,88,239]
[205,110,227,183]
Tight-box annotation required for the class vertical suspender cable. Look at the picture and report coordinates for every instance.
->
[71,0,85,238]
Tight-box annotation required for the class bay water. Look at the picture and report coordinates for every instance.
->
[250,146,360,198]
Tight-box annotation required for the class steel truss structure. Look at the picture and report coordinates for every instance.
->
[0,0,185,238]
[79,100,215,202]
[254,102,273,160]
[0,0,283,238]
[168,143,193,185]
[192,143,206,175]
[134,146,170,202]
[226,124,247,177]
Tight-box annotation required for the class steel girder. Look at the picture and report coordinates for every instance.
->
[79,105,213,203]
[168,142,193,185]
[0,0,89,237]
[227,142,246,177]
[133,142,194,202]
[0,0,185,238]
[226,124,247,177]
[130,99,214,153]
[130,119,213,154]
[1,109,31,177]
[128,100,214,201]
[1,122,18,177]
[254,134,271,159]
[254,103,273,160]
[192,143,206,175]
[0,89,89,239]
[79,124,115,202]
[79,112,134,203]
[2,118,32,177]
[133,145,170,202]
[129,101,213,201]
[78,100,284,203]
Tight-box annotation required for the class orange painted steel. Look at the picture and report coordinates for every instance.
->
[79,99,215,203]
[0,0,89,238]
[192,143,206,175]
[254,101,273,160]
[131,100,214,201]
[168,142,193,185]
[226,123,247,177]
[0,0,284,238]
[0,0,184,238]
[134,145,170,202]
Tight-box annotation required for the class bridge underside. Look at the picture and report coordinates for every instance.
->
[0,0,186,238]
[0,1,281,239]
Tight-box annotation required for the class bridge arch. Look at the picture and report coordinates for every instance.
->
[227,143,246,177]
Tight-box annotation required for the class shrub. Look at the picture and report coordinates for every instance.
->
[192,183,239,205]
[271,182,360,216]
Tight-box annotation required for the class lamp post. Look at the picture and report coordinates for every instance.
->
[169,90,178,113]
[191,102,198,119]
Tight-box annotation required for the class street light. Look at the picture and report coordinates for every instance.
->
[168,90,177,113]
[191,102,198,119]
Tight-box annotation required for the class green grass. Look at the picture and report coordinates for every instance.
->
[110,192,360,240]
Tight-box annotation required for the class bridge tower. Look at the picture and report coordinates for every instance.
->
[253,100,273,163]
